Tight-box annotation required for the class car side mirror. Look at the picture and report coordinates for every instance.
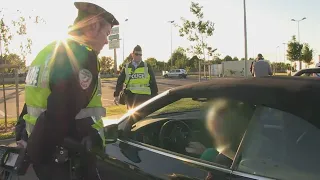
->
[104,124,119,144]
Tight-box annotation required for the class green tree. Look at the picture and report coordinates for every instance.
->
[233,57,239,61]
[301,43,313,67]
[287,35,303,69]
[99,56,114,74]
[168,47,189,69]
[145,57,158,70]
[176,2,216,72]
[223,55,233,61]
[2,53,26,73]
[0,9,44,68]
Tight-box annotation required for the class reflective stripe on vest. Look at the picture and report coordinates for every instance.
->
[124,62,151,95]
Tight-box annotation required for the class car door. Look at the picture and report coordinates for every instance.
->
[229,106,320,180]
[99,97,255,180]
[168,70,174,78]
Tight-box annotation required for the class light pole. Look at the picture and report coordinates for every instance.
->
[291,17,306,42]
[168,20,174,69]
[276,46,280,62]
[123,18,128,64]
[291,17,306,70]
[243,0,248,77]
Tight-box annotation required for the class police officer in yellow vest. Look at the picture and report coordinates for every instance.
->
[15,1,118,180]
[114,45,158,109]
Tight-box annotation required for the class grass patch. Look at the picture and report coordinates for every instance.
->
[106,105,127,117]
[151,98,204,115]
[101,77,118,81]
[0,118,17,140]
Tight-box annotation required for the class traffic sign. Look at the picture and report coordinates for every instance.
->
[109,40,120,49]
[108,34,119,41]
[111,26,119,34]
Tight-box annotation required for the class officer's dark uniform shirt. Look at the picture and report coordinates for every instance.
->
[23,39,99,164]
[114,61,158,97]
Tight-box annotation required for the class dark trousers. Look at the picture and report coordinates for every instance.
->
[126,93,151,109]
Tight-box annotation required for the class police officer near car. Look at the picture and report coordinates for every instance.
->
[114,45,158,109]
[15,1,118,179]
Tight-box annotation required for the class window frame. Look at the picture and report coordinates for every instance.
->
[118,95,265,176]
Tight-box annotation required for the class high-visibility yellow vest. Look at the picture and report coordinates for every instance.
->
[23,40,106,145]
[124,62,151,95]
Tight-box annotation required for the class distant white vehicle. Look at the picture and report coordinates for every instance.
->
[163,69,187,78]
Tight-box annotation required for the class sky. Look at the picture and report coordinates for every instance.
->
[1,0,320,66]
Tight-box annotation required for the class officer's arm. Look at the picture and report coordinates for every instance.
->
[15,103,28,141]
[114,68,126,97]
[148,64,158,96]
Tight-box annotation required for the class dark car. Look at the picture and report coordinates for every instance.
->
[88,76,320,180]
[294,67,320,77]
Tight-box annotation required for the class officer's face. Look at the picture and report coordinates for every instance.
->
[132,51,142,62]
[87,19,111,53]
[95,21,112,52]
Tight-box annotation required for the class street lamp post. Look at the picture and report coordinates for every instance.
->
[168,20,174,69]
[123,18,128,64]
[291,17,306,70]
[243,0,248,77]
[291,17,306,42]
[276,46,280,62]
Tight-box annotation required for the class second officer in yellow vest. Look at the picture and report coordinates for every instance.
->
[20,2,119,180]
[114,45,158,109]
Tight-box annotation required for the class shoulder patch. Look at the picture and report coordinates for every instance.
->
[79,69,92,90]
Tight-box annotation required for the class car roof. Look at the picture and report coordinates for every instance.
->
[169,76,320,128]
[294,67,320,76]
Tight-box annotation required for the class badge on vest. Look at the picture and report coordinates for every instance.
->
[25,66,40,87]
[79,69,92,90]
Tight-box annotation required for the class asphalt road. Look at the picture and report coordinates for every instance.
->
[0,77,200,180]
[0,77,199,119]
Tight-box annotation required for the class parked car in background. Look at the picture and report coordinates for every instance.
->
[294,67,320,77]
[163,69,187,78]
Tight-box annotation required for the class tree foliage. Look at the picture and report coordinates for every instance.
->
[223,55,233,61]
[301,43,313,65]
[0,9,44,66]
[287,36,303,62]
[168,47,189,69]
[99,56,114,74]
[2,53,26,73]
[177,2,216,60]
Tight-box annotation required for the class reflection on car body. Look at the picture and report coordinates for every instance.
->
[95,77,320,180]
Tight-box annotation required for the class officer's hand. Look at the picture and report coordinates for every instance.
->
[16,140,27,148]
[114,96,119,105]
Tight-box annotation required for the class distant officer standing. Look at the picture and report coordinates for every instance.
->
[114,45,158,109]
[15,1,119,179]
[252,53,273,77]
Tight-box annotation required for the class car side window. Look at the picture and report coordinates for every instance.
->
[236,106,320,180]
[130,98,255,169]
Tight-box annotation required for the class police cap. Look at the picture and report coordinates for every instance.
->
[74,2,119,27]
